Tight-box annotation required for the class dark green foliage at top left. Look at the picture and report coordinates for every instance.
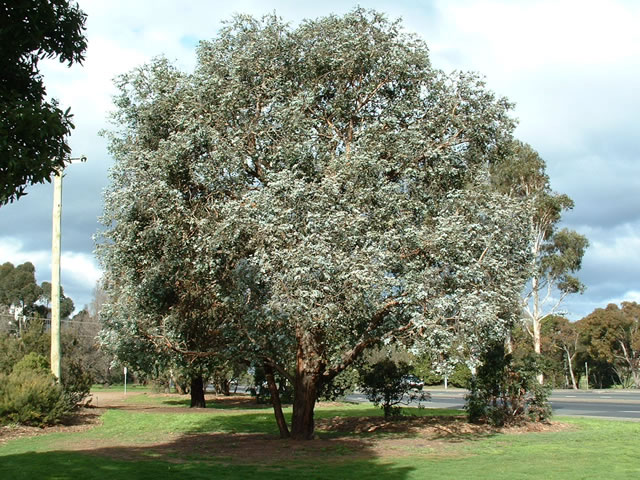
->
[0,0,87,204]
[0,318,49,375]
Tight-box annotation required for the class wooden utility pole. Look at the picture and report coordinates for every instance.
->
[50,156,86,381]
[51,169,62,380]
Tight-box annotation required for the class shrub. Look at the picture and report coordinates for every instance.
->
[11,351,49,374]
[412,355,472,388]
[449,363,472,388]
[412,360,443,386]
[465,342,552,426]
[0,353,70,426]
[360,359,430,418]
[318,367,360,401]
[61,358,93,407]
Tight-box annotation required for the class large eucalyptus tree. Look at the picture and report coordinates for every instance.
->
[100,9,533,439]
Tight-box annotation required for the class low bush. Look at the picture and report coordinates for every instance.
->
[465,342,552,426]
[360,359,430,418]
[449,363,472,388]
[0,353,70,426]
[61,358,93,407]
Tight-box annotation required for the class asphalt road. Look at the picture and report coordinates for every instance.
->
[346,390,640,420]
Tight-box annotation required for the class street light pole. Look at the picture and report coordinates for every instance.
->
[50,156,86,381]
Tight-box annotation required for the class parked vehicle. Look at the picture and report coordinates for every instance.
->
[401,374,425,389]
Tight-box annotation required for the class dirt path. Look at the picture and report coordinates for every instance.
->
[89,390,145,408]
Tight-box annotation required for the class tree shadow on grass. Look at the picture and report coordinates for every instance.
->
[0,431,417,480]
[0,403,514,480]
[161,396,273,410]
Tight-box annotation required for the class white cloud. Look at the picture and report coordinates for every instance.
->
[588,290,640,312]
[427,0,640,159]
[581,223,640,266]
[60,251,103,289]
[590,236,640,265]
[434,0,639,71]
[0,237,50,267]
[616,291,640,304]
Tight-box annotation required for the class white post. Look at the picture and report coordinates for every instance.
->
[124,366,128,395]
[585,362,589,390]
[50,170,62,380]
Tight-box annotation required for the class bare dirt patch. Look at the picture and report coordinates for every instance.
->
[317,414,569,436]
[315,414,571,460]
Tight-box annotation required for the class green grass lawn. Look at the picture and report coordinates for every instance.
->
[1,394,639,479]
[90,384,152,393]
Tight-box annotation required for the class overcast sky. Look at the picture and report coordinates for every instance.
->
[0,0,638,319]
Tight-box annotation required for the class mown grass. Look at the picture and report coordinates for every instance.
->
[90,384,151,393]
[1,394,639,479]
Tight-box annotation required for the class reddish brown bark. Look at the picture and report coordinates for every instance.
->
[291,370,320,440]
[288,303,402,440]
[290,329,325,440]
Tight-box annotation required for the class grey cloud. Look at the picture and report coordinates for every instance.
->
[0,184,52,250]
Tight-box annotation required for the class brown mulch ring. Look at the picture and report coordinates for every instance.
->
[317,413,568,436]
[0,392,573,464]
[0,409,103,446]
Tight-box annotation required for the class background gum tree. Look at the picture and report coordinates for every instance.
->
[541,315,580,389]
[491,141,589,383]
[0,261,74,335]
[578,302,640,388]
[100,9,534,440]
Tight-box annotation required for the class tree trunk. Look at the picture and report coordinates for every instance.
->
[291,370,319,440]
[566,349,578,390]
[632,367,640,389]
[171,371,186,394]
[290,331,324,440]
[530,268,544,385]
[213,377,231,396]
[190,375,206,408]
[533,315,543,384]
[264,363,290,438]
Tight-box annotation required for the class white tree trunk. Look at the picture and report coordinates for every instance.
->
[565,348,578,389]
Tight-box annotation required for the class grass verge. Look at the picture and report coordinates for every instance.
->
[1,394,639,479]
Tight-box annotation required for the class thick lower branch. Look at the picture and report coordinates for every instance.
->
[324,299,404,382]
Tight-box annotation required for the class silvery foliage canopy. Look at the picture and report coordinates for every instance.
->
[98,9,533,375]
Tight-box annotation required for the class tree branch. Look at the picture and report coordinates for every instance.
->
[323,298,403,381]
